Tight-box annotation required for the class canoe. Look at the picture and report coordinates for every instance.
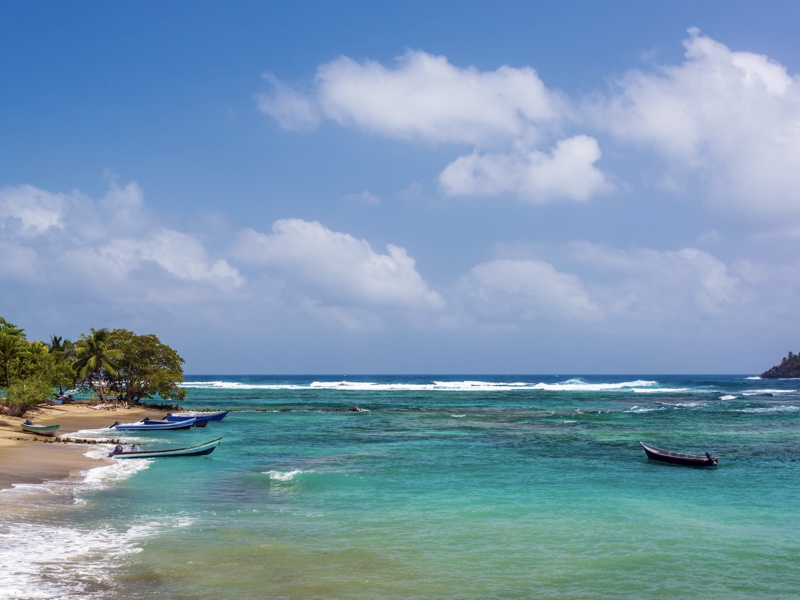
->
[21,422,60,437]
[640,442,718,467]
[166,410,230,422]
[110,417,198,431]
[110,437,222,459]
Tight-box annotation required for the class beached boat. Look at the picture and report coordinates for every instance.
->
[640,442,718,467]
[20,422,60,437]
[110,417,198,431]
[166,410,230,422]
[109,437,222,459]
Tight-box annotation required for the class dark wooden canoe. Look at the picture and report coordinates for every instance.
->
[640,442,718,467]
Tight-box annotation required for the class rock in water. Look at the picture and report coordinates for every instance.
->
[761,351,800,378]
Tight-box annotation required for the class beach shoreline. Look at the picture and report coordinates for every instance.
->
[0,403,161,491]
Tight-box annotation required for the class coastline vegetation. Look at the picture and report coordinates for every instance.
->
[0,316,186,417]
[760,351,800,379]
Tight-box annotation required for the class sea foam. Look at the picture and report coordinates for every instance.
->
[265,469,306,481]
[181,378,664,393]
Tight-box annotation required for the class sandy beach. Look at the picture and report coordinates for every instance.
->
[0,403,162,491]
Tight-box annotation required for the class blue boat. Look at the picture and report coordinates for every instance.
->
[110,417,198,431]
[164,413,214,427]
[166,410,230,422]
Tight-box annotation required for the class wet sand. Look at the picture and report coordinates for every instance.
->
[0,403,163,490]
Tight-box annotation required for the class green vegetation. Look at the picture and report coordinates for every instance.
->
[0,316,186,417]
[760,351,800,379]
[73,328,122,405]
[109,329,186,405]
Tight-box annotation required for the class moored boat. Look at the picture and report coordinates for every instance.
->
[166,410,230,422]
[110,417,198,431]
[109,437,222,459]
[640,442,718,467]
[21,421,60,437]
[164,413,213,427]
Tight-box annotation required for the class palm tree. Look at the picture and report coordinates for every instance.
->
[0,331,26,387]
[49,335,65,353]
[72,328,122,404]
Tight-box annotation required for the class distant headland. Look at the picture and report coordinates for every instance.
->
[760,351,800,379]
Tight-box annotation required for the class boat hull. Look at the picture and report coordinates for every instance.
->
[21,423,60,437]
[111,418,197,431]
[165,413,213,427]
[112,438,222,459]
[640,442,718,467]
[167,410,229,422]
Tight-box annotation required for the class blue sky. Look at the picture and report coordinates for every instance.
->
[2,1,800,374]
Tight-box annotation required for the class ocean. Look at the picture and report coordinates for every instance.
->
[1,374,799,599]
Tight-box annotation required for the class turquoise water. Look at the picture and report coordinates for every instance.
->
[1,375,799,599]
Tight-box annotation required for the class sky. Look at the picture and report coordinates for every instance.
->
[2,1,800,374]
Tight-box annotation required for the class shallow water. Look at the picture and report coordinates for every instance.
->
[1,375,799,599]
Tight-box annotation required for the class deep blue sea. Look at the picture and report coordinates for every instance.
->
[2,374,799,599]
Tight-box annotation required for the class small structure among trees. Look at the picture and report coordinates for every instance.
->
[0,316,186,417]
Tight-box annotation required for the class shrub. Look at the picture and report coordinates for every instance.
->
[1,378,52,417]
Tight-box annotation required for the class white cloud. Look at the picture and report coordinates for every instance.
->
[315,50,561,144]
[566,242,741,318]
[93,230,243,287]
[0,184,70,236]
[456,243,743,331]
[231,218,444,310]
[460,258,602,323]
[0,182,243,293]
[259,50,622,205]
[257,73,321,130]
[343,189,380,205]
[439,135,613,203]
[593,28,800,224]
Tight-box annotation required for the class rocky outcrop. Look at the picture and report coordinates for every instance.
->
[761,352,800,378]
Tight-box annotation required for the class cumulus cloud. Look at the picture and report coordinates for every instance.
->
[230,218,444,310]
[439,135,613,202]
[592,27,800,224]
[314,50,560,144]
[74,230,244,287]
[0,182,243,292]
[565,242,741,319]
[0,184,70,236]
[456,243,744,331]
[259,50,618,203]
[459,258,602,323]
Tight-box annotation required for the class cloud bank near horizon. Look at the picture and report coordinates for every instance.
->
[2,178,794,342]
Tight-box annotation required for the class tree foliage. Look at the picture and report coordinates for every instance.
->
[761,351,800,379]
[2,377,53,417]
[109,329,187,404]
[0,331,26,387]
[72,328,122,403]
[0,315,187,415]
